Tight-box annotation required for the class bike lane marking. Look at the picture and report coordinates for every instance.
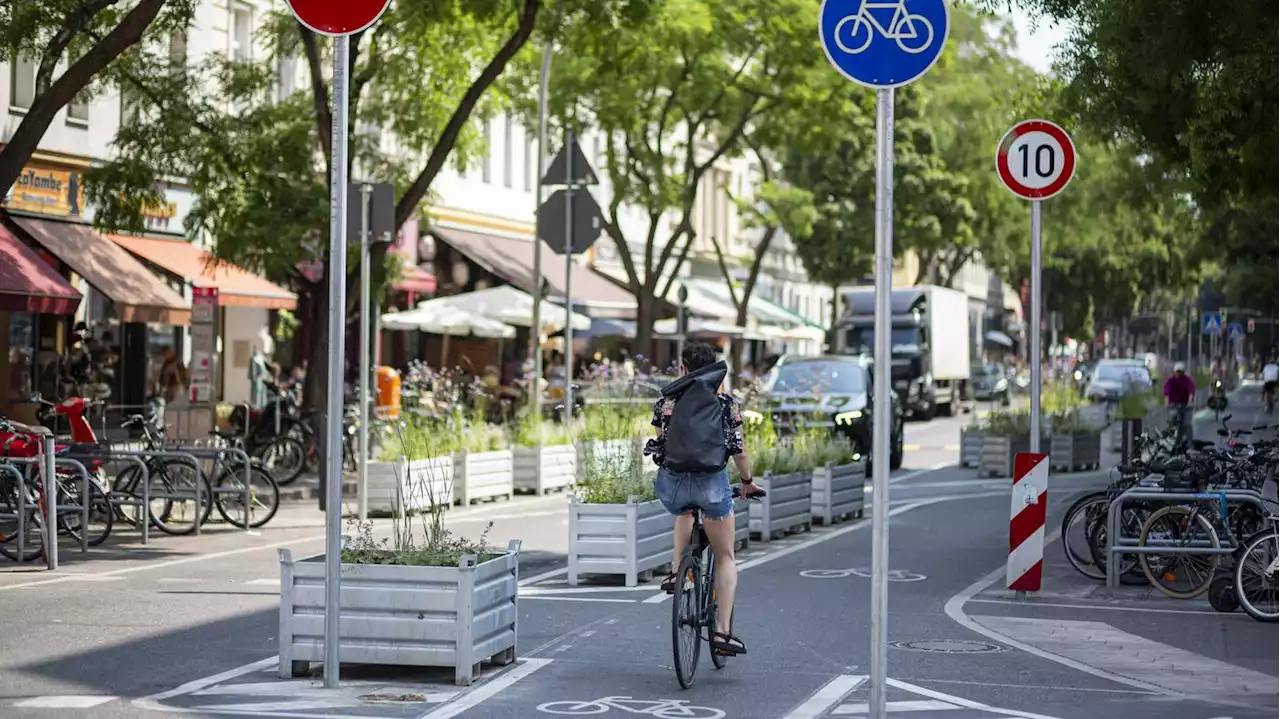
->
[419,659,553,719]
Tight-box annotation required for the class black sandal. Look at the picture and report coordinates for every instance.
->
[661,573,677,593]
[711,632,747,656]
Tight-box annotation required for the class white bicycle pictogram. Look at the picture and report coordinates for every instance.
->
[537,696,725,718]
[835,0,935,55]
[800,568,927,582]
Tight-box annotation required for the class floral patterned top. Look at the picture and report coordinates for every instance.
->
[644,394,745,467]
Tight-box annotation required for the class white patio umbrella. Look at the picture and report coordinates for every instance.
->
[421,285,590,333]
[381,303,514,366]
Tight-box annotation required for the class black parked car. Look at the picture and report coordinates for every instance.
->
[745,354,904,475]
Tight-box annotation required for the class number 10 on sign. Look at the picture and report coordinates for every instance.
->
[995,119,1076,461]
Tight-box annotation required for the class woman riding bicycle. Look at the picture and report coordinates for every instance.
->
[1262,355,1278,412]
[1163,362,1196,443]
[645,342,762,657]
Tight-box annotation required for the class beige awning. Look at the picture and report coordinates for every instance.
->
[431,226,636,318]
[9,216,190,325]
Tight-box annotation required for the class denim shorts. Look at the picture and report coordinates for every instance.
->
[655,467,734,520]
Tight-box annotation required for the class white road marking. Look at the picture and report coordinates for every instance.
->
[133,657,278,711]
[243,578,281,586]
[888,462,954,485]
[966,597,1233,616]
[191,681,456,701]
[831,699,958,714]
[419,658,552,719]
[522,596,637,604]
[14,695,116,708]
[450,508,565,523]
[781,674,867,719]
[519,566,568,587]
[942,531,1178,699]
[885,678,1062,719]
[521,584,656,595]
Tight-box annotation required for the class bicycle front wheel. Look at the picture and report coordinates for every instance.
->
[1235,531,1278,622]
[254,436,306,486]
[672,553,701,689]
[1139,506,1220,599]
[57,474,114,546]
[1061,492,1108,580]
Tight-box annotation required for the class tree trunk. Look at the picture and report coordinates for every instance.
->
[635,293,656,370]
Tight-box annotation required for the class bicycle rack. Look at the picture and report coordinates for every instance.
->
[2,438,59,569]
[1105,486,1273,589]
[101,450,205,536]
[164,444,255,533]
[53,457,92,555]
[0,463,31,565]
[55,448,152,545]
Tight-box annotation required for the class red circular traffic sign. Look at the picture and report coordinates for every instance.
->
[995,120,1076,200]
[285,0,390,37]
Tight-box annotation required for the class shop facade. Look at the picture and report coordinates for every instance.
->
[2,154,191,419]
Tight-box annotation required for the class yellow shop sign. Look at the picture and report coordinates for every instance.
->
[4,164,85,218]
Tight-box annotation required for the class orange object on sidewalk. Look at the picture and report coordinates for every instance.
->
[376,366,401,419]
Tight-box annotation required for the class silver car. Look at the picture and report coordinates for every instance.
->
[1085,359,1152,403]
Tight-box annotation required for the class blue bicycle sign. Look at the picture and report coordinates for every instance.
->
[819,0,950,88]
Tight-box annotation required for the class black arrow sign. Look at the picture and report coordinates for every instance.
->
[542,139,598,187]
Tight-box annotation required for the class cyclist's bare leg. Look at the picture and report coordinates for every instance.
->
[702,516,738,635]
[671,512,694,569]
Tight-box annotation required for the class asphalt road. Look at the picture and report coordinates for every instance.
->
[1,409,1275,719]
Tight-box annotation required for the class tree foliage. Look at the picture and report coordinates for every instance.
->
[0,0,197,195]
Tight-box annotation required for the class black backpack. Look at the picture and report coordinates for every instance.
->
[662,362,729,473]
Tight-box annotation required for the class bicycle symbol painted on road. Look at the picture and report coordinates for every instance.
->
[537,696,725,718]
[835,1,935,55]
[800,568,927,582]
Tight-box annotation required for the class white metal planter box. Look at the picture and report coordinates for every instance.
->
[811,461,866,525]
[567,497,672,586]
[277,540,522,686]
[513,444,576,494]
[1048,435,1074,471]
[1072,433,1102,470]
[749,470,812,541]
[977,437,1012,478]
[365,457,454,516]
[960,427,985,468]
[453,450,514,505]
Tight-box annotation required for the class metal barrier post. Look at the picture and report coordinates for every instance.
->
[43,437,57,570]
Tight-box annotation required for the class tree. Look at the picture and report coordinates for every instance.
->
[520,0,834,356]
[985,0,1278,315]
[0,0,196,194]
[87,0,640,411]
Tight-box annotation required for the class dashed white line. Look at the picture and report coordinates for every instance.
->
[781,674,867,719]
[15,696,117,709]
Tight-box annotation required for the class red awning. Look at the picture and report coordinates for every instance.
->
[394,265,436,294]
[0,224,81,314]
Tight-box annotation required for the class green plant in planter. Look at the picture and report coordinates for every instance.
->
[1050,409,1103,436]
[512,412,574,447]
[985,411,1032,438]
[343,420,492,568]
[580,402,651,443]
[1116,391,1155,420]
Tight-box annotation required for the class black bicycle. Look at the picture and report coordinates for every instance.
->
[671,484,765,689]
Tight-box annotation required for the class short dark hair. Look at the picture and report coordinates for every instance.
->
[681,342,717,372]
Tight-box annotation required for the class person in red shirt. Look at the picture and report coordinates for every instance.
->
[1164,362,1196,442]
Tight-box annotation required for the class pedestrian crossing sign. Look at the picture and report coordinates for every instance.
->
[1229,323,1243,340]
[1201,312,1224,334]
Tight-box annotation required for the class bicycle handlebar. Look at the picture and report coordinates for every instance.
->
[731,485,767,499]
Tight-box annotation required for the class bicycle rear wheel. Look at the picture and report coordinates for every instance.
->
[0,486,44,562]
[253,436,306,486]
[147,460,213,536]
[57,474,114,546]
[671,553,701,689]
[1061,493,1108,580]
[1138,505,1220,599]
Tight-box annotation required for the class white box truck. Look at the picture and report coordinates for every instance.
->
[837,285,971,419]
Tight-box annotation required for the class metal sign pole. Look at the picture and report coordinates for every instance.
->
[323,34,350,690]
[1029,200,1042,454]
[563,128,576,422]
[531,43,552,418]
[869,86,894,719]
[357,184,371,522]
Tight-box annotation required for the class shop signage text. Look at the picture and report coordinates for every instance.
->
[4,164,85,218]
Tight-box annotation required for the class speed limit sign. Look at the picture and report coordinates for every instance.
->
[995,120,1076,200]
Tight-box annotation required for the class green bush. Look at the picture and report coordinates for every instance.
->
[577,442,656,504]
[512,413,574,446]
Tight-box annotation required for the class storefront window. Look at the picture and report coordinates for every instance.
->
[8,313,34,401]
